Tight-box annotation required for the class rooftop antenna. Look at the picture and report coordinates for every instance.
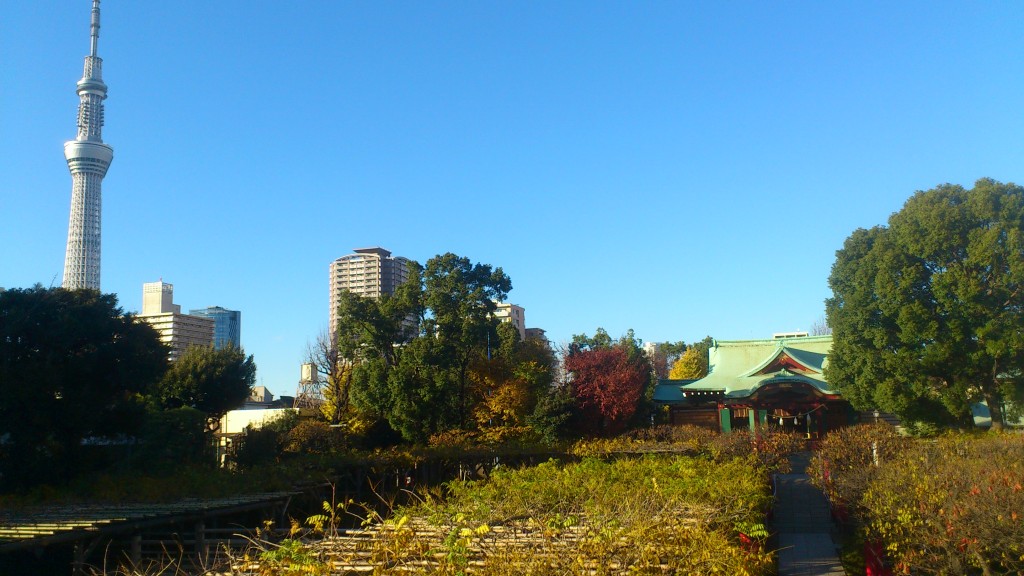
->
[89,0,101,57]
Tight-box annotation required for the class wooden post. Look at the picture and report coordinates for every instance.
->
[131,532,142,564]
[72,541,86,576]
[356,466,365,501]
[194,520,206,560]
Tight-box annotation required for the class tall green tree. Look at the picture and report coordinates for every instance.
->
[826,179,1024,429]
[377,335,461,443]
[422,253,511,428]
[0,286,167,488]
[571,327,614,350]
[346,254,513,442]
[157,345,256,431]
[341,265,423,430]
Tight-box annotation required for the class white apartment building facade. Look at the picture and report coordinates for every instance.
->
[493,302,526,340]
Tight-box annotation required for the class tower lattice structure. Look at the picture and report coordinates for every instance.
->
[294,363,325,410]
[62,0,113,290]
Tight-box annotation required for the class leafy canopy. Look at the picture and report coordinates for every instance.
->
[826,179,1024,429]
[346,254,526,443]
[668,337,714,380]
[669,347,704,380]
[565,328,653,436]
[157,344,256,430]
[648,341,686,379]
[0,286,167,488]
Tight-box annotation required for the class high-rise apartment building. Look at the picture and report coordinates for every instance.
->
[189,306,241,350]
[329,247,414,332]
[139,281,214,361]
[62,1,114,290]
[493,302,526,340]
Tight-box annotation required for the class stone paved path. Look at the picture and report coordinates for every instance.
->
[773,452,846,576]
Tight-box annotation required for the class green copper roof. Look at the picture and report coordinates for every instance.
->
[653,379,697,403]
[679,335,835,399]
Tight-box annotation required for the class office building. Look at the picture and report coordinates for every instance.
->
[329,247,414,332]
[139,281,213,361]
[189,306,241,349]
[62,1,114,290]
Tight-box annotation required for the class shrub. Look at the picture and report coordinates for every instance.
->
[299,454,775,575]
[807,424,908,517]
[568,426,802,475]
[284,419,338,455]
[861,433,1024,575]
[424,426,549,457]
[229,410,299,469]
[627,424,718,448]
[709,429,805,474]
[135,407,210,472]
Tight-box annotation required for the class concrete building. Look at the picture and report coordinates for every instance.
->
[62,1,114,290]
[189,306,241,350]
[493,302,526,340]
[142,280,175,315]
[139,281,213,361]
[329,247,414,332]
[525,327,547,342]
[248,386,274,406]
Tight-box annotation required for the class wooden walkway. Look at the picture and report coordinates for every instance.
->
[234,513,715,575]
[0,491,297,573]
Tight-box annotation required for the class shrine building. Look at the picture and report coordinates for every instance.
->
[654,333,856,437]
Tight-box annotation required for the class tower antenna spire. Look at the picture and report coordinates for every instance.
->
[89,0,100,57]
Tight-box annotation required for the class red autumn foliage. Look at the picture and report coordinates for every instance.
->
[565,347,646,436]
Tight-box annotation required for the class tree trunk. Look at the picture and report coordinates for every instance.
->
[458,360,469,429]
[984,390,1004,432]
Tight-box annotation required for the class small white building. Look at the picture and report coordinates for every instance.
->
[220,407,293,435]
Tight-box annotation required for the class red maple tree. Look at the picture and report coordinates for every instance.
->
[565,346,647,436]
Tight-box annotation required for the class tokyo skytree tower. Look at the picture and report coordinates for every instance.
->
[62,0,113,290]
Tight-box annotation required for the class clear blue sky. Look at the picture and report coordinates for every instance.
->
[3,1,1023,396]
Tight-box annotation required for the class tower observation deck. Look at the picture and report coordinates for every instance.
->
[62,0,113,290]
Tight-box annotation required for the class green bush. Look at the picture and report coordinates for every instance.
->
[229,410,299,469]
[135,407,210,472]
